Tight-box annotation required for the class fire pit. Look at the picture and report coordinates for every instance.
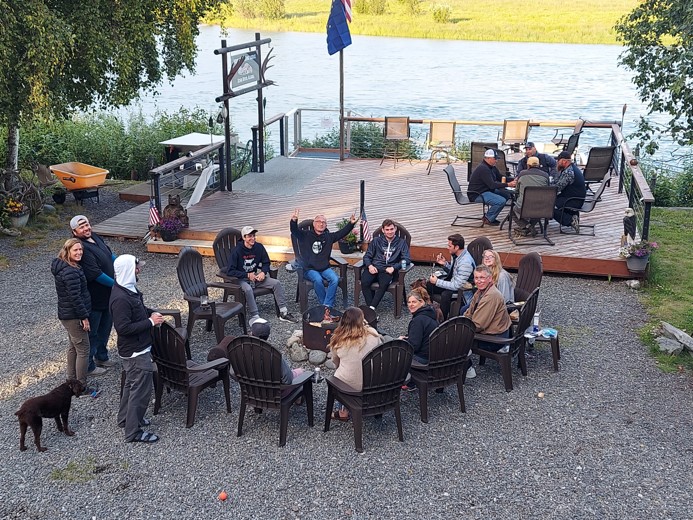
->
[302,306,343,352]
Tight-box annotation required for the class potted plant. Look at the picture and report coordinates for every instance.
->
[619,239,658,273]
[336,217,358,254]
[156,216,184,242]
[4,197,30,228]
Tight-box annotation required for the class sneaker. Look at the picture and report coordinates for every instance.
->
[82,384,101,398]
[95,359,116,368]
[248,315,261,327]
[466,366,477,379]
[401,382,417,392]
[498,345,510,354]
[482,217,501,227]
[87,366,108,376]
[279,311,298,323]
[571,214,580,234]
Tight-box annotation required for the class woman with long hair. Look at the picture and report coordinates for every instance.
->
[330,307,382,421]
[51,238,92,387]
[481,249,514,303]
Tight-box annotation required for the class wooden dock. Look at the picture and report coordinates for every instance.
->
[93,157,633,277]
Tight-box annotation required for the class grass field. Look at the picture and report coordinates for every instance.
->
[641,208,693,372]
[208,0,638,44]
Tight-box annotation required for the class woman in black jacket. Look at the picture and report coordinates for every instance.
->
[400,287,439,391]
[51,238,91,385]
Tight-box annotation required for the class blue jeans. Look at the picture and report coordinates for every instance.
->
[304,268,339,307]
[88,309,113,371]
[478,190,508,222]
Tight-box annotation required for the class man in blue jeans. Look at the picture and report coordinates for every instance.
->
[467,149,516,225]
[290,208,357,307]
[71,215,116,376]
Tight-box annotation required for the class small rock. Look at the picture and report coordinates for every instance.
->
[325,360,336,370]
[625,279,641,290]
[42,204,57,213]
[308,350,327,365]
[286,335,301,347]
[661,321,693,352]
[655,336,683,355]
[326,351,332,359]
[537,392,545,398]
[288,343,308,362]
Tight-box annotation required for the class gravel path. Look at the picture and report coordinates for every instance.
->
[0,189,691,519]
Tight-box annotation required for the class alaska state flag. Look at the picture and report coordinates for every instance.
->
[327,0,352,55]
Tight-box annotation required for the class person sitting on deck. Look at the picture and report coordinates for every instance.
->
[227,225,297,326]
[513,156,551,236]
[553,151,587,234]
[468,149,516,226]
[516,141,557,177]
[360,218,411,311]
[290,208,357,308]
[426,233,475,320]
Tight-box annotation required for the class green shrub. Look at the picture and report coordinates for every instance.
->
[258,0,285,19]
[233,0,257,18]
[399,0,421,15]
[355,0,387,16]
[432,4,452,23]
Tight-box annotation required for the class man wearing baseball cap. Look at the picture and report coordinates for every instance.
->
[467,149,516,226]
[516,142,557,177]
[553,151,586,233]
[71,215,116,375]
[227,226,297,325]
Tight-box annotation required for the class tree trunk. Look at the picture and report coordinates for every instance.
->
[4,122,19,190]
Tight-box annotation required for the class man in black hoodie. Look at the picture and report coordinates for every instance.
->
[290,209,357,307]
[110,255,164,444]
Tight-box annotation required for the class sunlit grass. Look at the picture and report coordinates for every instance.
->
[209,0,638,44]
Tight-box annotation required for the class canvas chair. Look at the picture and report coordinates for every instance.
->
[227,336,314,447]
[151,322,232,427]
[558,171,610,236]
[444,165,487,228]
[472,288,539,391]
[291,219,349,313]
[551,119,585,151]
[508,186,558,246]
[409,316,475,423]
[380,116,412,167]
[176,247,246,343]
[352,221,413,318]
[499,119,530,152]
[212,227,280,317]
[324,339,413,453]
[426,121,456,174]
[582,146,615,191]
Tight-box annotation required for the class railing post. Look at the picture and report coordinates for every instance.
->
[151,172,161,213]
[279,117,285,157]
[283,115,290,156]
[628,172,637,209]
[294,109,302,151]
[218,147,226,191]
[618,150,625,194]
[251,126,258,173]
[642,202,651,240]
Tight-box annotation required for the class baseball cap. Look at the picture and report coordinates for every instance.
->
[241,226,258,237]
[250,318,271,340]
[524,142,536,149]
[70,215,89,230]
[527,156,540,167]
[484,149,497,159]
[557,151,572,160]
[135,257,146,269]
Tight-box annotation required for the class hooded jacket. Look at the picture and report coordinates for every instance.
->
[407,305,439,362]
[290,219,354,272]
[51,258,91,321]
[77,233,115,310]
[363,234,410,270]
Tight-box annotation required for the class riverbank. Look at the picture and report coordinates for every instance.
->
[207,0,638,44]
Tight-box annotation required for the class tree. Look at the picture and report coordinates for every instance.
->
[615,1,693,155]
[0,0,221,174]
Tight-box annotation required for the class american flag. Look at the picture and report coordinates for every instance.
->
[361,209,372,242]
[149,199,161,227]
[342,0,352,22]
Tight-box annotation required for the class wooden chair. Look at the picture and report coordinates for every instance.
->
[176,247,246,343]
[426,121,456,174]
[558,171,611,236]
[227,336,314,447]
[212,227,280,316]
[499,119,530,152]
[444,165,487,228]
[380,116,412,167]
[291,219,349,313]
[324,339,413,453]
[151,322,232,427]
[409,316,475,423]
[352,220,412,318]
[472,288,539,391]
[508,186,558,246]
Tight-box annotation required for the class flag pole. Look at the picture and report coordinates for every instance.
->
[360,179,364,240]
[339,49,345,161]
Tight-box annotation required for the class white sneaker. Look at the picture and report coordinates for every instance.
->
[466,366,476,379]
[498,345,510,354]
[248,315,261,327]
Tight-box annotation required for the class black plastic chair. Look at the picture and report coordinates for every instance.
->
[513,252,542,303]
[324,339,413,453]
[410,316,475,423]
[176,247,246,343]
[227,336,314,447]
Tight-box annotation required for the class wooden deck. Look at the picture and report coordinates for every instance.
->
[93,157,633,277]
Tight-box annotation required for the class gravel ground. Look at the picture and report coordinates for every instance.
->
[0,189,691,519]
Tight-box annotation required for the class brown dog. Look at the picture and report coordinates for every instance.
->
[410,278,445,323]
[15,379,85,452]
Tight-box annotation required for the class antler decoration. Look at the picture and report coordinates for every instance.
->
[260,48,276,86]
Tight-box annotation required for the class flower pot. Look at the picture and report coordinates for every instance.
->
[160,229,179,242]
[52,193,67,204]
[9,212,30,228]
[338,240,357,254]
[626,254,649,273]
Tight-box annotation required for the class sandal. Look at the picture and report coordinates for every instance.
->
[128,430,159,443]
[332,410,350,422]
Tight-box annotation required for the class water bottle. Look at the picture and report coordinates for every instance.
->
[532,311,540,333]
[313,367,323,383]
[401,258,407,270]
